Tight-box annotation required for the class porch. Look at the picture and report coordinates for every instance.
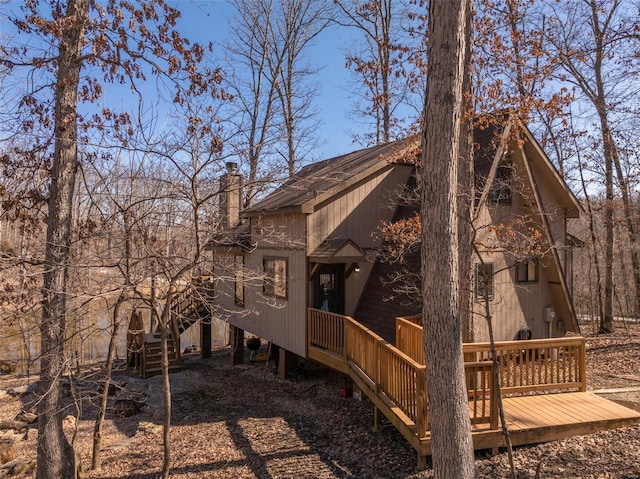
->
[307,309,640,469]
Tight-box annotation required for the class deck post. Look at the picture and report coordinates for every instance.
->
[278,348,298,380]
[416,367,428,438]
[200,318,211,359]
[416,454,428,471]
[489,362,499,431]
[579,337,587,392]
[230,325,244,365]
[373,405,380,432]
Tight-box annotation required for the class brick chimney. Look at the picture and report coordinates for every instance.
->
[219,162,242,230]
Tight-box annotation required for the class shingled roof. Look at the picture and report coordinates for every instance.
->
[243,120,507,218]
[242,138,418,216]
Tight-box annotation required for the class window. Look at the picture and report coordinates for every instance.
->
[488,163,512,204]
[475,263,494,300]
[516,260,538,283]
[234,254,244,306]
[319,272,335,293]
[263,257,287,299]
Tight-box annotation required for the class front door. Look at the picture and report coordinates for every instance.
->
[313,264,345,315]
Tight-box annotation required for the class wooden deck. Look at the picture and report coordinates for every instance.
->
[469,392,640,452]
[307,309,640,468]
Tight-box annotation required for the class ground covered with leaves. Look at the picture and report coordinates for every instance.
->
[1,319,639,478]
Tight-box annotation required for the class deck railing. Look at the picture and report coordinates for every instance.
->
[396,316,425,363]
[465,361,498,427]
[308,309,346,355]
[171,276,214,329]
[464,337,586,394]
[308,308,428,438]
[310,309,586,449]
[396,316,587,395]
[391,317,497,426]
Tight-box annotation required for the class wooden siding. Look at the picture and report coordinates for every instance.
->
[251,213,306,250]
[214,246,308,357]
[470,139,577,342]
[472,215,556,342]
[307,165,413,252]
[307,164,413,318]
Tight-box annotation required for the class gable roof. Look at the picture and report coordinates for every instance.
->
[308,238,367,264]
[242,118,521,218]
[243,139,416,217]
[353,118,582,340]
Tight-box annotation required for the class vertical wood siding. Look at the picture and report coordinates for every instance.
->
[472,146,569,342]
[307,166,413,252]
[215,244,308,357]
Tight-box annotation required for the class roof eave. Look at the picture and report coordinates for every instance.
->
[520,122,582,218]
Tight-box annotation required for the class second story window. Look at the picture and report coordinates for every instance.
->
[475,262,494,300]
[488,163,513,205]
[263,257,287,299]
[516,260,538,283]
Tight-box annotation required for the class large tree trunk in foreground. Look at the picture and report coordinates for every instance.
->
[37,1,88,478]
[420,0,476,477]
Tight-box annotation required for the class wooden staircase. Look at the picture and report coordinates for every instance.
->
[141,331,181,379]
[126,277,213,378]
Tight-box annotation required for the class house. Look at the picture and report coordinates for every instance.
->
[208,115,581,376]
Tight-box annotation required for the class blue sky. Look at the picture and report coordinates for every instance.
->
[175,0,361,160]
[0,0,367,161]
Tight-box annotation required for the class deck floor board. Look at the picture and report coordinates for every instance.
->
[499,392,640,433]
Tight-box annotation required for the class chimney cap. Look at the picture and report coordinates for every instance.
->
[225,162,239,175]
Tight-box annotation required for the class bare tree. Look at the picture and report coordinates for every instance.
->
[223,0,328,204]
[546,0,640,331]
[1,1,220,476]
[334,0,420,144]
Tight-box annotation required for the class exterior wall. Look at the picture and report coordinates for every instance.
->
[251,213,306,249]
[307,165,414,252]
[307,165,413,317]
[471,247,556,342]
[515,144,567,273]
[472,146,570,341]
[214,213,308,357]
[345,262,373,316]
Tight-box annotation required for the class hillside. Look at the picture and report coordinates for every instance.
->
[1,319,639,478]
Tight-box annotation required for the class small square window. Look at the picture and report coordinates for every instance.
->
[516,260,538,283]
[475,263,494,300]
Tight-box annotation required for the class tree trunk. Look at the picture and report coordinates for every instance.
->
[420,0,476,477]
[600,117,618,333]
[92,296,123,470]
[606,124,640,320]
[576,139,605,331]
[161,292,174,479]
[37,1,88,478]
[601,149,614,334]
[458,1,474,344]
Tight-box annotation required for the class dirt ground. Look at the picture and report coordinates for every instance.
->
[1,319,639,479]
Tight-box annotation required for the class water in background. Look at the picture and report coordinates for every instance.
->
[0,306,229,375]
